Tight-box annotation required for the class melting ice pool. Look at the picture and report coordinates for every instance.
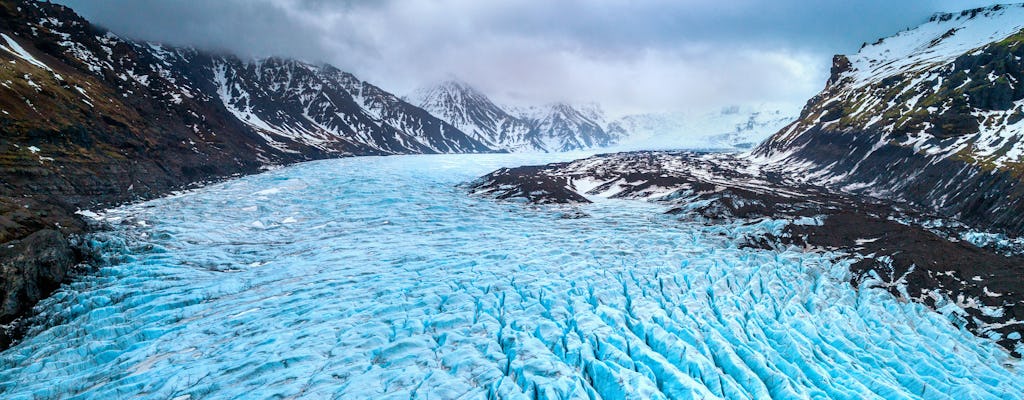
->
[1,154,1022,399]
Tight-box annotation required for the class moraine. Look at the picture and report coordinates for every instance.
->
[1,154,1022,399]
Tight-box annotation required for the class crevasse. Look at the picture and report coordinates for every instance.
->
[0,154,1021,399]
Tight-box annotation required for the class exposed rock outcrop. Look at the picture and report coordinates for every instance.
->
[0,229,74,347]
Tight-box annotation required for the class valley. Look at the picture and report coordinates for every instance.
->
[1,0,1024,398]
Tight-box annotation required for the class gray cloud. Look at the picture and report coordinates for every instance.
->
[55,0,1003,115]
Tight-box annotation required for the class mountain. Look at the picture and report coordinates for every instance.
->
[0,0,493,339]
[208,60,491,156]
[412,81,618,152]
[754,4,1024,235]
[412,80,794,153]
[410,81,537,151]
[607,105,798,151]
[516,102,619,152]
[0,0,495,221]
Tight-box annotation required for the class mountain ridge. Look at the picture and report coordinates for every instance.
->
[755,3,1024,235]
[411,80,618,152]
[411,80,538,151]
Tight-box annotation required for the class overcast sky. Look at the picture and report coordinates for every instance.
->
[55,0,1002,116]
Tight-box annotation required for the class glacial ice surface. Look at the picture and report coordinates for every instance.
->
[1,154,1022,399]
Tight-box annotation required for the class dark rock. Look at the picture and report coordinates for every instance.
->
[755,25,1024,237]
[827,55,852,87]
[0,229,75,348]
[469,164,591,204]
[784,212,1024,357]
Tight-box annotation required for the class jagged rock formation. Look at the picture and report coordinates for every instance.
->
[755,4,1024,235]
[413,79,795,153]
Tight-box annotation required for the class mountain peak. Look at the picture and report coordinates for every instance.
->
[413,79,493,111]
[412,81,620,152]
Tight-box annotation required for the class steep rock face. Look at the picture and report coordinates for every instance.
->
[205,61,490,156]
[0,0,491,214]
[0,0,489,335]
[755,4,1024,234]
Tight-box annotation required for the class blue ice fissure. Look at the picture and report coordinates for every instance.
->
[0,153,1022,400]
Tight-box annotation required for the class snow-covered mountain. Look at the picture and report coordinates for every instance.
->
[606,105,799,151]
[208,59,491,156]
[410,81,537,151]
[755,4,1024,234]
[411,80,796,153]
[515,103,619,152]
[6,1,489,163]
[412,81,617,152]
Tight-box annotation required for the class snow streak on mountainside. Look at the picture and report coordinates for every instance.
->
[755,3,1024,235]
[607,105,798,151]
[413,81,617,152]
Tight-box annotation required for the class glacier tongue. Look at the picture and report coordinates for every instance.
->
[1,154,1021,399]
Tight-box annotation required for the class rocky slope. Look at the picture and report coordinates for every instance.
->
[754,4,1024,235]
[413,81,619,152]
[413,79,797,153]
[0,0,491,344]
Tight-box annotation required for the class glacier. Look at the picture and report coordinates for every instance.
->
[0,154,1022,399]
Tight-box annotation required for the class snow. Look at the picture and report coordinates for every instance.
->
[606,104,800,152]
[75,209,101,220]
[0,33,53,72]
[760,4,1024,181]
[412,81,619,153]
[847,4,1024,88]
[211,62,299,154]
[0,154,1021,399]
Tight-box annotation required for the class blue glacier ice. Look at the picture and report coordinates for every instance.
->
[1,154,1022,399]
